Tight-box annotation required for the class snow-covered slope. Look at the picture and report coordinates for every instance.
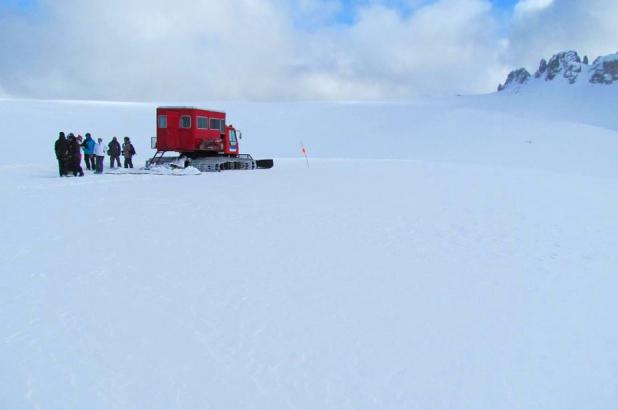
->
[1,91,618,176]
[1,94,618,409]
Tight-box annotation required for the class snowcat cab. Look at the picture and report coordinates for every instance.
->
[146,107,273,172]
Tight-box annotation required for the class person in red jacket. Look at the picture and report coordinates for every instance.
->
[68,134,84,177]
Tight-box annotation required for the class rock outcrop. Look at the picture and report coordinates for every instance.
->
[589,54,618,85]
[498,50,618,92]
[534,59,547,78]
[539,51,583,83]
[497,68,531,92]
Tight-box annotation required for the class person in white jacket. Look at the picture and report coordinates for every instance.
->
[93,138,106,174]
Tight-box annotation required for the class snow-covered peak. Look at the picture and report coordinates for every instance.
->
[590,53,618,85]
[497,68,531,92]
[535,50,583,83]
[498,50,618,92]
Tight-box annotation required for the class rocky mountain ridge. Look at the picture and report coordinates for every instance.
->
[498,50,618,92]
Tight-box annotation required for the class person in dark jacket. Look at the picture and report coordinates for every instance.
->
[81,133,96,171]
[122,137,136,169]
[54,132,70,177]
[108,137,122,168]
[65,133,76,174]
[68,135,84,177]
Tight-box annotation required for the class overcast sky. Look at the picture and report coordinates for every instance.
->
[0,0,616,101]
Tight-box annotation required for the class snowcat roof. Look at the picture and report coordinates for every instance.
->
[157,107,226,115]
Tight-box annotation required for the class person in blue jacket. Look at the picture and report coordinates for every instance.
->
[81,133,96,171]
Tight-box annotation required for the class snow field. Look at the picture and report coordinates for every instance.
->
[1,95,618,409]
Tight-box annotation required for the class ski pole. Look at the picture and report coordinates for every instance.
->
[301,142,309,169]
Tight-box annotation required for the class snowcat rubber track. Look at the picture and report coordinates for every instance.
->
[256,159,274,169]
[147,154,273,172]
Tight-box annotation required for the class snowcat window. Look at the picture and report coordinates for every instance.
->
[197,117,208,129]
[209,118,226,133]
[180,115,191,129]
[158,115,167,128]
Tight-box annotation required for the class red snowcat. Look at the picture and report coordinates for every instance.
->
[146,107,273,172]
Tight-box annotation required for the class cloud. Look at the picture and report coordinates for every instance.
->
[514,0,554,15]
[0,0,616,100]
[0,0,297,100]
[507,0,618,71]
[297,0,505,98]
[0,0,507,100]
[289,0,344,26]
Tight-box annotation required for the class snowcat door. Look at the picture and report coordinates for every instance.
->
[227,129,239,155]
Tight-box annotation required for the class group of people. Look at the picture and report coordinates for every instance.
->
[54,132,136,177]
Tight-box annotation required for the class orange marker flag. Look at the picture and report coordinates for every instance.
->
[301,142,310,169]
